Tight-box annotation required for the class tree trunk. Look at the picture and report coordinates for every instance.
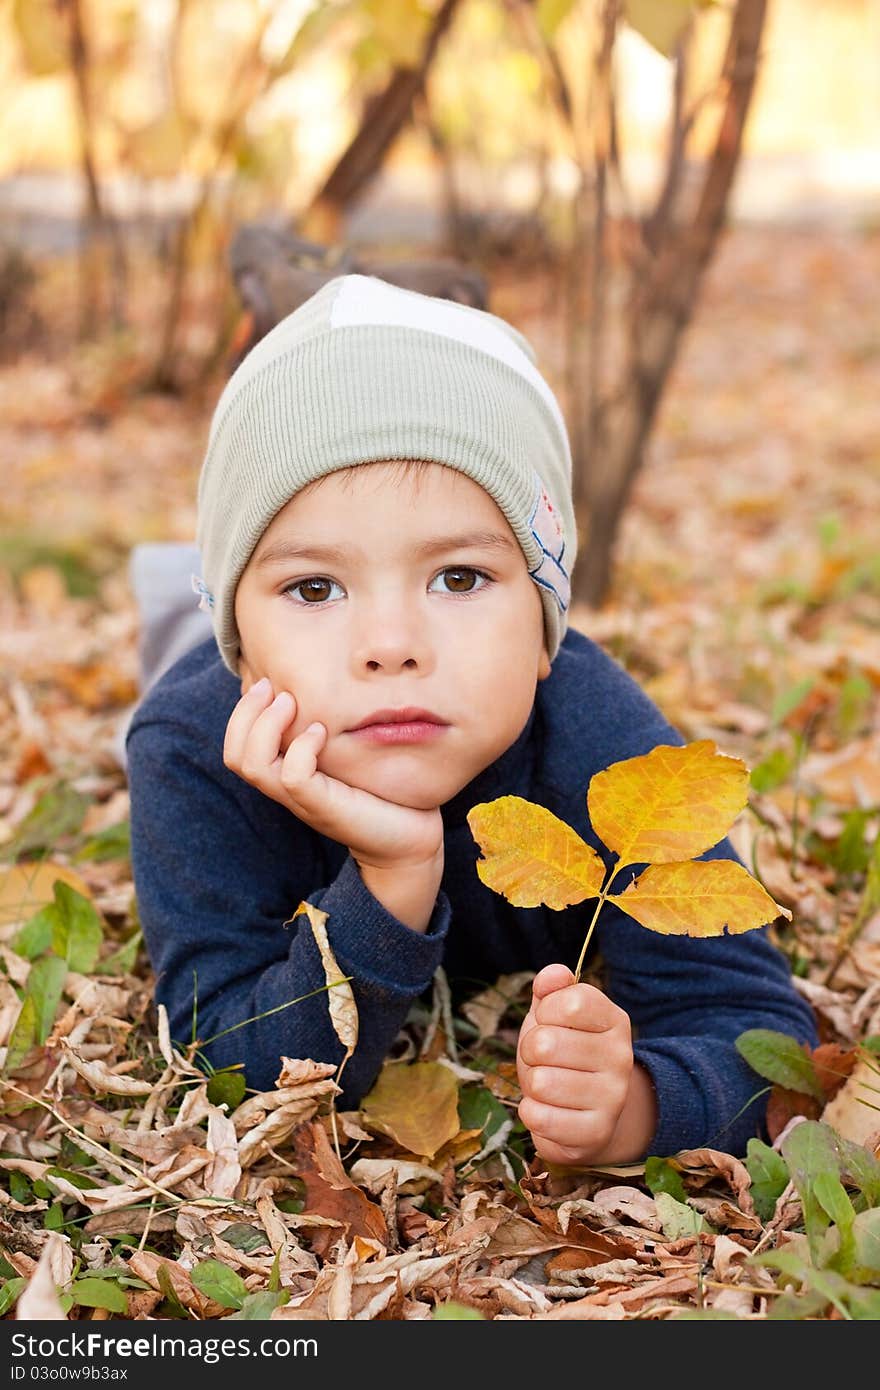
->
[301,0,463,244]
[66,0,127,336]
[571,0,768,608]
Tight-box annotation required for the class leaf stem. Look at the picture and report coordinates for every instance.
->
[573,866,616,983]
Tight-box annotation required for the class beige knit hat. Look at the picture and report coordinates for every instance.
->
[195,273,575,673]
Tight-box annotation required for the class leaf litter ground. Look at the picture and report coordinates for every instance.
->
[1,225,879,1320]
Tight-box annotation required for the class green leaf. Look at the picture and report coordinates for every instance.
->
[28,952,68,1044]
[2,785,91,862]
[457,1084,510,1140]
[0,1277,26,1316]
[735,1028,824,1100]
[207,1070,247,1111]
[749,748,792,794]
[814,1170,856,1274]
[156,1264,191,1319]
[219,1224,269,1255]
[71,1277,128,1313]
[852,1207,880,1276]
[654,1191,712,1240]
[771,677,817,728]
[768,1287,829,1320]
[51,881,104,972]
[190,1259,247,1310]
[95,930,142,977]
[780,1122,841,1263]
[74,820,131,863]
[9,1171,33,1203]
[833,1129,880,1207]
[224,1289,290,1320]
[12,904,55,960]
[43,1201,65,1230]
[644,1155,688,1204]
[46,1166,99,1192]
[745,1138,790,1223]
[4,992,38,1073]
[848,1286,880,1319]
[432,1301,485,1319]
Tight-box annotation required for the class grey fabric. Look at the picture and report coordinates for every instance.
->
[112,542,213,771]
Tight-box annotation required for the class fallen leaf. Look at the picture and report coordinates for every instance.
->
[293,900,358,1056]
[360,1060,461,1159]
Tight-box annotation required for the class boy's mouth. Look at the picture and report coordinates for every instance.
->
[347,707,449,745]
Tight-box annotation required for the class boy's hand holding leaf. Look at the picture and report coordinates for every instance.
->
[468,740,791,1166]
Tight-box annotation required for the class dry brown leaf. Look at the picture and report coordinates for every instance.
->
[15,1231,71,1320]
[461,971,534,1039]
[56,1039,155,1094]
[289,1120,388,1258]
[294,900,358,1056]
[204,1103,241,1198]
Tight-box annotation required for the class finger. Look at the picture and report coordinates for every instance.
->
[520,1063,619,1110]
[530,963,575,1001]
[223,677,274,769]
[518,1096,616,1155]
[237,690,302,783]
[534,982,624,1033]
[519,1021,630,1074]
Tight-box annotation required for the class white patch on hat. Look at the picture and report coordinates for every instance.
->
[527,473,569,613]
[329,274,569,447]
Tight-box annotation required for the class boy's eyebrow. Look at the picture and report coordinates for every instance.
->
[254,530,519,568]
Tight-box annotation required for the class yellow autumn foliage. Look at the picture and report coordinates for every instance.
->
[467,741,787,968]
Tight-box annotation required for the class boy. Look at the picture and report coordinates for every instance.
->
[125,273,817,1168]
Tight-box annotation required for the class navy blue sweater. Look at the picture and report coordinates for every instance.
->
[125,627,817,1158]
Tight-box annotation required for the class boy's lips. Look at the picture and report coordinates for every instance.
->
[346,707,450,745]
[347,707,448,731]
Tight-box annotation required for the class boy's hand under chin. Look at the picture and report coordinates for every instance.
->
[516,964,657,1168]
[223,678,445,876]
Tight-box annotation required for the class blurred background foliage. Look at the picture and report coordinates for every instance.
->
[0,0,878,601]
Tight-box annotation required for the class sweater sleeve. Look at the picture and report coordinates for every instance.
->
[126,717,449,1103]
[595,838,819,1158]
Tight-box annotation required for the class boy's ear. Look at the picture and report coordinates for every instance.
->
[537,640,551,682]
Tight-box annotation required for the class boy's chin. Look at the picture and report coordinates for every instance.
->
[347,764,464,813]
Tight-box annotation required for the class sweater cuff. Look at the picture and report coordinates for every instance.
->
[312,852,450,1000]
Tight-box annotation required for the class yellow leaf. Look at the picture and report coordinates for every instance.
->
[467,796,605,909]
[0,862,93,929]
[607,859,791,937]
[360,1061,461,1159]
[588,740,749,868]
[13,0,68,76]
[624,0,697,56]
[294,900,358,1056]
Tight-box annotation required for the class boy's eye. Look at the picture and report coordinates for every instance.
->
[430,567,489,595]
[284,577,344,604]
[283,567,491,604]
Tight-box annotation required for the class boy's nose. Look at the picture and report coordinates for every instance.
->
[351,612,433,673]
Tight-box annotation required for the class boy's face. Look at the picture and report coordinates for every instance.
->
[234,461,551,811]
